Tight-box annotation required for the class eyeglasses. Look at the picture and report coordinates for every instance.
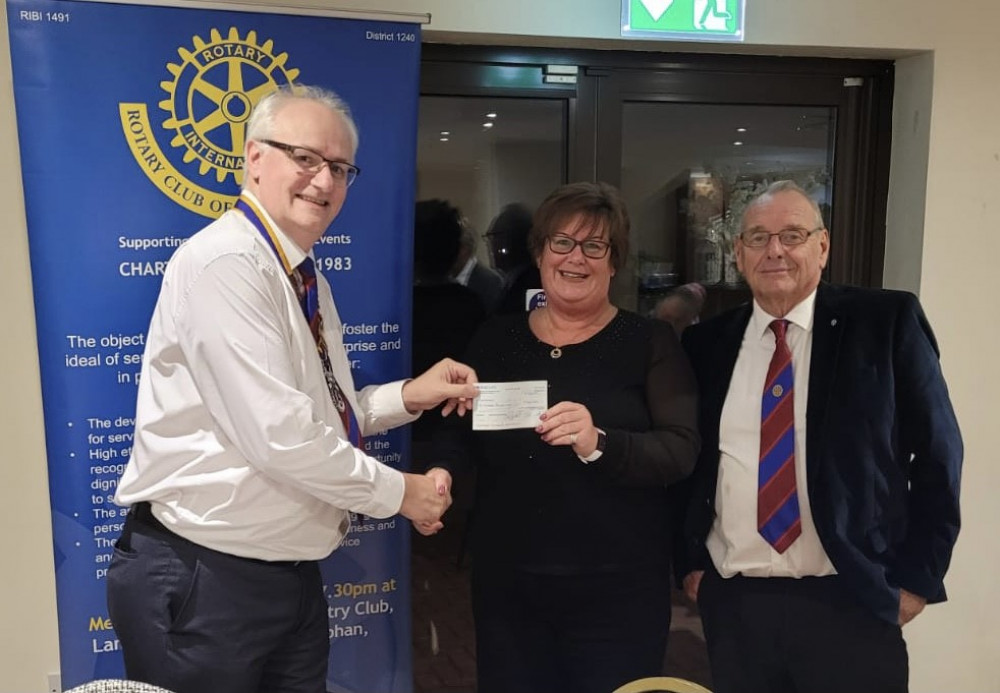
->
[547,234,611,259]
[740,226,823,249]
[260,139,360,188]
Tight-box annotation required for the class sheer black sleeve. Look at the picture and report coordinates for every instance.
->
[596,320,700,486]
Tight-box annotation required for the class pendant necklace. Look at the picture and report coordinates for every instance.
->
[545,305,613,359]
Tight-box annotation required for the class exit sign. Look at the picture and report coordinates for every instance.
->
[622,0,745,42]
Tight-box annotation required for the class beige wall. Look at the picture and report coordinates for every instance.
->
[3,0,998,691]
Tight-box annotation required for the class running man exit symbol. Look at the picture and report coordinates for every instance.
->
[624,0,744,41]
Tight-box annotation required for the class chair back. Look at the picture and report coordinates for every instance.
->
[612,675,713,693]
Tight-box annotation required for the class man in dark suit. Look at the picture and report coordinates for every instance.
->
[453,224,505,313]
[677,180,962,693]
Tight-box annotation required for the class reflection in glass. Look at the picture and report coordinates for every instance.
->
[618,103,834,317]
[417,96,566,271]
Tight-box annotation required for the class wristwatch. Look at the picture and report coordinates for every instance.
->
[580,428,606,463]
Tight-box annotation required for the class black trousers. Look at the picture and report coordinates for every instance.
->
[472,564,672,693]
[106,504,328,693]
[698,567,908,693]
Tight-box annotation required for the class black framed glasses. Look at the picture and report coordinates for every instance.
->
[740,226,823,249]
[547,234,611,259]
[260,139,360,188]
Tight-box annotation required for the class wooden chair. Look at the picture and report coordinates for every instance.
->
[612,675,713,693]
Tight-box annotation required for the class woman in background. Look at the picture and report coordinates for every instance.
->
[434,182,699,693]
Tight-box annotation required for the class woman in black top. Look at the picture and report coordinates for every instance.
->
[434,182,699,693]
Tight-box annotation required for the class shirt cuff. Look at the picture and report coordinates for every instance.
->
[353,463,406,518]
[363,379,421,431]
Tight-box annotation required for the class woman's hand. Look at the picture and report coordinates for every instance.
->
[536,401,599,457]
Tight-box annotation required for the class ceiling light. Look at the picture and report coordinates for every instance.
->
[439,137,449,142]
[483,122,494,129]
[440,130,450,136]
[736,127,747,133]
[733,141,744,146]
[486,112,497,119]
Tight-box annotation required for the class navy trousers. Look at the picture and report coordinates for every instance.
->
[698,567,908,693]
[106,504,329,693]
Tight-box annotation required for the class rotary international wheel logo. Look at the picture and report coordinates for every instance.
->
[119,27,301,218]
[161,28,300,184]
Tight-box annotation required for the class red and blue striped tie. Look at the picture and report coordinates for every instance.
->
[758,319,801,553]
[293,257,363,449]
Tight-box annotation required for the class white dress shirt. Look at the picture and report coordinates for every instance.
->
[707,290,836,578]
[454,255,477,286]
[115,191,417,561]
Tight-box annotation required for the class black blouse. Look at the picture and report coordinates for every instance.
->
[434,309,699,572]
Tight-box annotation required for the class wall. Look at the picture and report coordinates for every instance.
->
[0,1,61,690]
[3,0,998,691]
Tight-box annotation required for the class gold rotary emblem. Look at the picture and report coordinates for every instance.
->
[119,28,301,218]
[161,28,301,184]
[772,384,784,398]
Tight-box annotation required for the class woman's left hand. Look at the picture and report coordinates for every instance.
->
[536,401,599,457]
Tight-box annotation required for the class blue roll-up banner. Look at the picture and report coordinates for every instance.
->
[6,0,421,689]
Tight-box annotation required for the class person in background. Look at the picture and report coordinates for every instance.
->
[487,202,544,314]
[412,199,487,445]
[452,220,504,313]
[107,84,478,693]
[652,282,706,335]
[435,182,700,693]
[676,180,962,693]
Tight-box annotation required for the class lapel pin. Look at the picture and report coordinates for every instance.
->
[831,319,838,327]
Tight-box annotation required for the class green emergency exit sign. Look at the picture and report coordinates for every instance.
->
[622,0,744,41]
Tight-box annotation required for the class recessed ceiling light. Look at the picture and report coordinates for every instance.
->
[733,141,744,146]
[483,122,494,128]
[439,137,449,142]
[440,130,450,136]
[486,112,497,119]
[736,127,747,133]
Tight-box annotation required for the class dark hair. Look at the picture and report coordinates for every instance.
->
[414,199,463,280]
[485,203,534,272]
[528,182,629,272]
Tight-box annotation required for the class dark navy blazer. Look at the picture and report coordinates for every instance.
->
[677,283,963,624]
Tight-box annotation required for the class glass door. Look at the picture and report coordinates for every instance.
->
[592,64,887,321]
[417,95,568,251]
[617,102,835,317]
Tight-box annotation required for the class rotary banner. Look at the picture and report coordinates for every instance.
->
[6,1,421,690]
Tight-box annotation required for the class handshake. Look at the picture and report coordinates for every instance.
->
[400,467,453,536]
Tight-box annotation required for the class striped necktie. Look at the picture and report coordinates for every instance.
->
[757,319,801,553]
[293,257,363,449]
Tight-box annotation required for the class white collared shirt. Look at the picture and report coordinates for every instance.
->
[115,191,416,561]
[707,290,836,578]
[454,255,476,286]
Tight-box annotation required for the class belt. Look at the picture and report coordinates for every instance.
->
[130,500,171,533]
[129,501,305,568]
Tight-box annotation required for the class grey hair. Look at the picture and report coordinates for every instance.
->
[741,180,825,231]
[242,83,359,187]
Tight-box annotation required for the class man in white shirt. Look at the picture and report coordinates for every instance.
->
[107,84,478,693]
[677,181,962,693]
